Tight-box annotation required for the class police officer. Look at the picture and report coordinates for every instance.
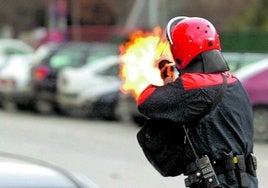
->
[137,16,258,187]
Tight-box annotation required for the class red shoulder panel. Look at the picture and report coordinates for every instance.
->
[137,85,157,105]
[181,72,237,90]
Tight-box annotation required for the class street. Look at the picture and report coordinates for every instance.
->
[0,109,267,188]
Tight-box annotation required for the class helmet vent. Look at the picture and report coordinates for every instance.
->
[208,41,213,46]
[176,59,182,65]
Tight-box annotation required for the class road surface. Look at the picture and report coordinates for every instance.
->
[0,109,267,187]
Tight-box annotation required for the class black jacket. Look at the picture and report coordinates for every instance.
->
[137,71,254,162]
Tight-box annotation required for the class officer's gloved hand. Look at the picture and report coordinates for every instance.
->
[158,59,175,84]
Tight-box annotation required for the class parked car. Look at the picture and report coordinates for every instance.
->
[116,92,147,125]
[0,39,34,107]
[234,57,268,142]
[0,151,99,188]
[223,52,268,72]
[0,43,59,110]
[57,55,122,120]
[31,42,119,114]
[0,38,34,68]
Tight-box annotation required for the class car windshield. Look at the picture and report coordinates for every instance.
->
[49,48,86,69]
[86,44,118,65]
[0,39,34,55]
[98,63,119,77]
[0,47,28,55]
[223,52,268,72]
[48,43,117,69]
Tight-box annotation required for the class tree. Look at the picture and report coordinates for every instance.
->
[227,0,268,31]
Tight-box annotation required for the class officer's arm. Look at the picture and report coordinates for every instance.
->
[137,83,212,123]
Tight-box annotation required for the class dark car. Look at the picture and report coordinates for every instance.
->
[31,42,118,114]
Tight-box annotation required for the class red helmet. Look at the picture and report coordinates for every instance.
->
[166,17,221,70]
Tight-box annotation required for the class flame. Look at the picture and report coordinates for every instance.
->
[119,26,173,100]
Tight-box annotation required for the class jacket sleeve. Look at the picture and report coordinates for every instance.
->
[137,81,216,124]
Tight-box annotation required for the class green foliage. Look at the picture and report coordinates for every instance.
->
[220,31,268,53]
[227,0,268,31]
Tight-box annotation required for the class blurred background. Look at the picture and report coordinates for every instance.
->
[0,0,268,51]
[0,0,267,187]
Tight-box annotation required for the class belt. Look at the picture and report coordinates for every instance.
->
[184,152,257,187]
[185,153,257,175]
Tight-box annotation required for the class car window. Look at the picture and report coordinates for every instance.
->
[4,48,26,55]
[227,60,255,72]
[98,64,119,77]
[87,52,113,64]
[223,53,268,72]
[86,45,118,64]
[49,50,85,69]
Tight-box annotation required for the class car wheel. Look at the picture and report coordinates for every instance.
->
[113,100,131,121]
[35,99,54,115]
[16,103,29,111]
[2,100,17,112]
[253,106,268,142]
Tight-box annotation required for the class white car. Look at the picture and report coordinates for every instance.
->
[0,39,34,107]
[0,43,58,110]
[57,55,122,119]
[0,152,99,188]
[0,38,34,68]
